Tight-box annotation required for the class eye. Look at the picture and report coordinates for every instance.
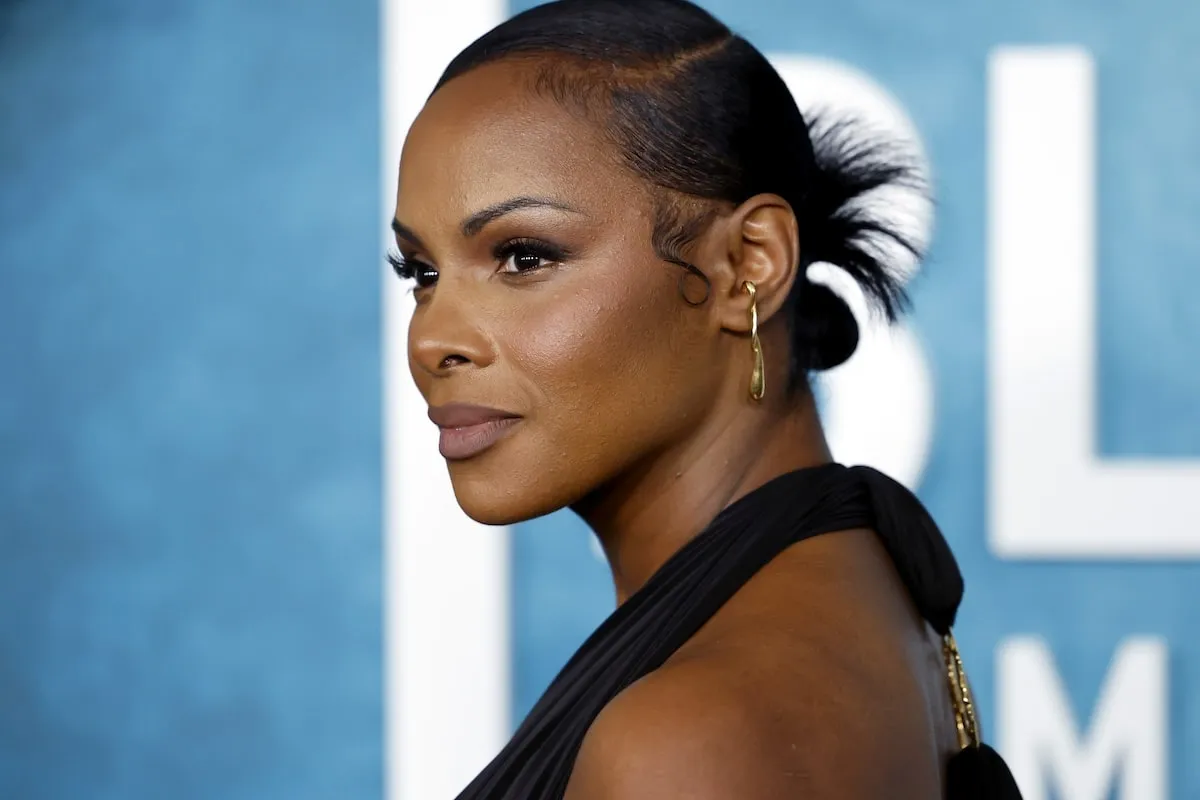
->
[496,239,568,275]
[387,250,439,289]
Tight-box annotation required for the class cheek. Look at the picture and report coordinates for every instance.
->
[522,283,648,394]
[502,263,715,459]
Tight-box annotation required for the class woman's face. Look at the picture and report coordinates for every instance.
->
[393,61,735,524]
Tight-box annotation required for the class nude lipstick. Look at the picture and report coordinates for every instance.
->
[428,403,522,461]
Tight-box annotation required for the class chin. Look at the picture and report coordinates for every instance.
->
[445,455,564,526]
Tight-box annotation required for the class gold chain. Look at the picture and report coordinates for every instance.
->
[942,632,980,750]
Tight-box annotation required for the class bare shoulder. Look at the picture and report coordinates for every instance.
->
[563,637,940,800]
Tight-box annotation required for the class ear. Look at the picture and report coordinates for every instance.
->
[712,193,800,333]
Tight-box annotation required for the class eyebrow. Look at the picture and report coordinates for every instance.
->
[390,218,425,248]
[461,196,583,237]
[390,196,583,248]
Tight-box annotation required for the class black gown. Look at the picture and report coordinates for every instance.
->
[456,463,1023,799]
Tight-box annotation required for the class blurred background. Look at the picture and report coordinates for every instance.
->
[3,0,1198,799]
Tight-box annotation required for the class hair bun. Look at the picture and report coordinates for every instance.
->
[793,279,859,371]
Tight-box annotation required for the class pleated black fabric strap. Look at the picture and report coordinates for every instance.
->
[455,463,1010,799]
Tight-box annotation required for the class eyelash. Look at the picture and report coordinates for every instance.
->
[386,250,424,282]
[496,238,569,273]
[386,238,570,290]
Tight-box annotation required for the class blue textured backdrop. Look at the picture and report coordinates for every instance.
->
[0,1,381,798]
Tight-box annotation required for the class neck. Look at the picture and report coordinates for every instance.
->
[573,386,832,605]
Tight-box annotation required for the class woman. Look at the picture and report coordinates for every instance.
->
[390,0,1022,797]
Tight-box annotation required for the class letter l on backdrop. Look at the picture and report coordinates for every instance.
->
[988,46,1200,558]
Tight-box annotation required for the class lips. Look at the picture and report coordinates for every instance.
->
[428,403,522,461]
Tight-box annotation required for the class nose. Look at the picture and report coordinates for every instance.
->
[408,282,494,379]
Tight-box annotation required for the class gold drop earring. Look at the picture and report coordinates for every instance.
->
[743,281,765,402]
